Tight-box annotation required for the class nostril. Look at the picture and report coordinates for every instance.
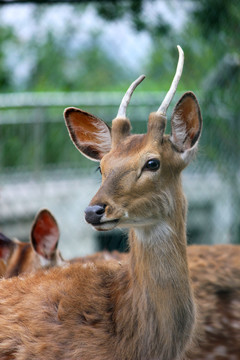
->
[85,204,106,225]
[96,204,106,215]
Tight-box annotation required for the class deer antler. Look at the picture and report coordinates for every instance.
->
[157,45,184,116]
[111,74,145,147]
[116,75,145,118]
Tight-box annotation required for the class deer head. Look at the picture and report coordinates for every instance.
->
[0,209,64,277]
[64,46,202,233]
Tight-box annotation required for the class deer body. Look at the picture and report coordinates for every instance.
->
[0,245,238,359]
[0,261,120,360]
[0,230,193,360]
[186,244,240,359]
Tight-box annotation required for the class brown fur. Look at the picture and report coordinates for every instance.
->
[3,241,34,278]
[0,210,64,278]
[186,245,240,359]
[1,242,239,359]
[73,245,240,359]
[0,259,6,277]
[71,250,128,264]
[79,245,240,359]
[111,117,131,147]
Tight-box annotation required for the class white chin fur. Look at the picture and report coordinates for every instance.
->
[93,221,118,231]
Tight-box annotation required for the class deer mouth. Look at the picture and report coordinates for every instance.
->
[93,219,120,231]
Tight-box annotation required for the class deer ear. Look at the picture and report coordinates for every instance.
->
[31,209,60,260]
[64,107,111,162]
[0,233,15,262]
[170,92,202,163]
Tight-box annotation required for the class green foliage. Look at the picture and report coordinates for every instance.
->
[0,24,15,91]
[96,0,170,34]
[26,30,129,92]
[193,0,240,49]
[0,1,239,162]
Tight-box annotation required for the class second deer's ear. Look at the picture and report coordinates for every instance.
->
[31,209,60,260]
[64,107,111,162]
[170,92,202,163]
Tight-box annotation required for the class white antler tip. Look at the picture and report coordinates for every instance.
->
[139,74,146,82]
[157,45,185,116]
[177,45,184,57]
[116,74,146,118]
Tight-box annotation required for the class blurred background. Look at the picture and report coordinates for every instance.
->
[0,0,239,259]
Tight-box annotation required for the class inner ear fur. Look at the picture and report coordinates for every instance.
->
[170,92,202,152]
[31,209,60,259]
[64,107,111,161]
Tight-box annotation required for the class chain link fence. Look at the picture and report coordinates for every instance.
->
[0,90,239,259]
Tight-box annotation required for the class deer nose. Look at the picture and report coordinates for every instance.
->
[85,204,106,225]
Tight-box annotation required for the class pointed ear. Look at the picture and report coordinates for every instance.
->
[64,107,112,161]
[31,209,60,260]
[170,92,202,163]
[0,233,15,262]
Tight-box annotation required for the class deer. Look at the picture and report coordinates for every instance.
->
[0,209,65,278]
[0,46,239,360]
[0,45,196,360]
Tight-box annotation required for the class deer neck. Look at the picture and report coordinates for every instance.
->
[125,180,195,360]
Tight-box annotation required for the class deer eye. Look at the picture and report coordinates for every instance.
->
[143,159,160,171]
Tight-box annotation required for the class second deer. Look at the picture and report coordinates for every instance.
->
[0,209,65,278]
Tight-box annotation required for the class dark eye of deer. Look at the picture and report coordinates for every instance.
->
[144,159,160,171]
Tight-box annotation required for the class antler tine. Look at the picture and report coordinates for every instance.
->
[157,45,184,116]
[116,75,146,118]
